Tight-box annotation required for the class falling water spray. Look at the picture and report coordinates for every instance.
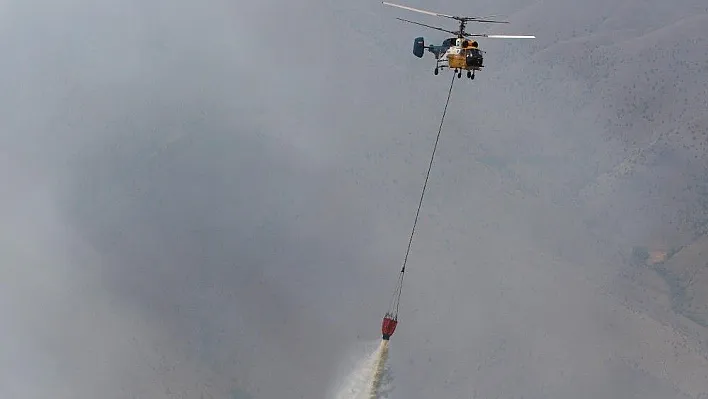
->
[367,339,389,398]
[331,339,393,399]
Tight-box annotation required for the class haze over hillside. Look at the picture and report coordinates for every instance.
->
[1,0,707,398]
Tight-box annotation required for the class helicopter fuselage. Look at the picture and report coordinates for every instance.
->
[442,45,484,70]
[414,36,484,77]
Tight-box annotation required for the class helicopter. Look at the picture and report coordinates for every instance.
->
[382,1,535,79]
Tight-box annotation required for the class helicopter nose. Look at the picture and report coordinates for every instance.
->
[466,53,483,67]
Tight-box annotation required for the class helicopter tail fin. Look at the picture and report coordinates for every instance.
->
[413,37,425,58]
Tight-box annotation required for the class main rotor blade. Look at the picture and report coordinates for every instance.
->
[465,18,509,24]
[465,33,536,39]
[486,34,536,38]
[382,1,456,19]
[396,18,458,35]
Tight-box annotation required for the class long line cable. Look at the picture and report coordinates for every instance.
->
[389,71,456,317]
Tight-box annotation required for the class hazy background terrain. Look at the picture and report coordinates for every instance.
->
[1,0,707,398]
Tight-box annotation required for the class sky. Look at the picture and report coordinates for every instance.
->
[1,0,707,398]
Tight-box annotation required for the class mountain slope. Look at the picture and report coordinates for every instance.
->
[3,0,708,398]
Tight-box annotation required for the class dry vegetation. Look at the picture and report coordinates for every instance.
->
[475,3,708,334]
[434,3,708,395]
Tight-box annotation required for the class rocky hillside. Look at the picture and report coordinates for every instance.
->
[409,0,708,361]
[656,235,708,327]
[4,0,706,397]
[522,1,708,340]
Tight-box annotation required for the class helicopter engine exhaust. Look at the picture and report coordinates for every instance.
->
[413,37,425,58]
